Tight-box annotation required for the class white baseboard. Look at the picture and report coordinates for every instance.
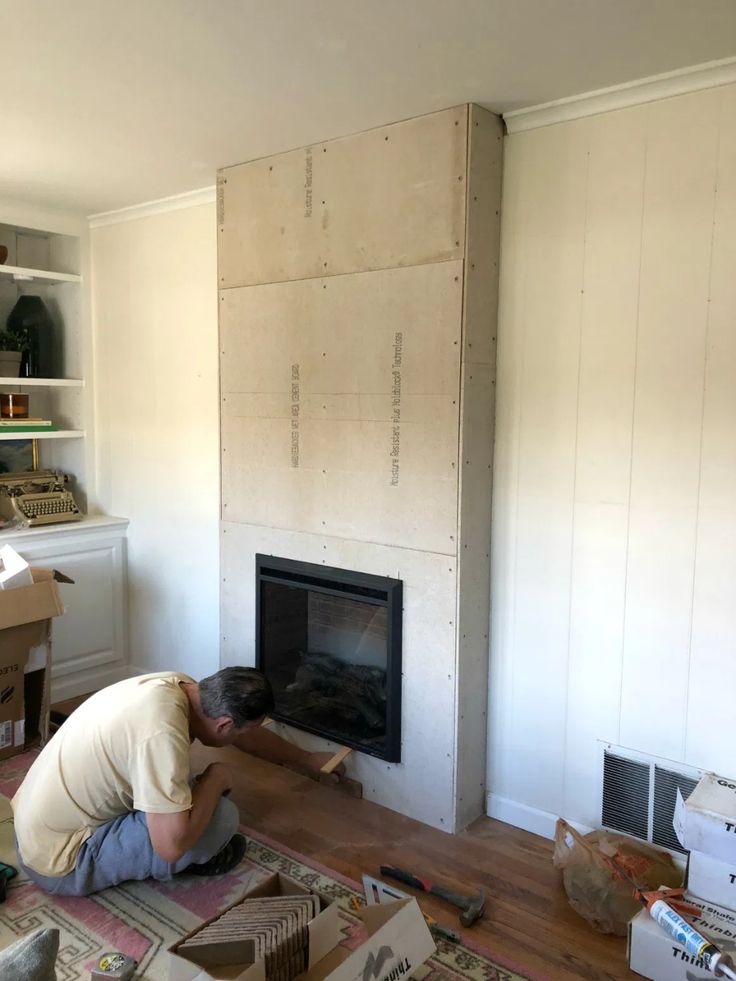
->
[486,792,593,840]
[50,663,136,704]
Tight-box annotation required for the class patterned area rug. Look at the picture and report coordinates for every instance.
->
[0,750,541,981]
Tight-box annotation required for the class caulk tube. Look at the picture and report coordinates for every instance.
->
[649,898,736,977]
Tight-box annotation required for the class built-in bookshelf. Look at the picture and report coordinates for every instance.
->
[0,216,90,509]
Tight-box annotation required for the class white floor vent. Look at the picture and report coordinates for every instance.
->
[601,745,703,854]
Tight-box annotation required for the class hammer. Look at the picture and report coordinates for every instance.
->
[379,865,485,927]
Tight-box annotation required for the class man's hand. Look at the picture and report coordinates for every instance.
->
[232,727,347,779]
[147,763,233,864]
[194,762,233,796]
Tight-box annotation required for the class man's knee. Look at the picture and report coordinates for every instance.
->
[214,796,239,839]
[23,866,83,897]
[183,795,239,867]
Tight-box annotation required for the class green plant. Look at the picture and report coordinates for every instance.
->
[0,330,20,352]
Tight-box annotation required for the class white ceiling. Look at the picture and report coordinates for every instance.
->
[2,0,736,217]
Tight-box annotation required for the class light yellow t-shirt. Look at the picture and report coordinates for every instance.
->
[11,671,195,877]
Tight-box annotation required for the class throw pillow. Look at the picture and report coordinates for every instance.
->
[0,927,59,981]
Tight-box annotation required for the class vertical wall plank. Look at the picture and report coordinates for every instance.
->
[619,89,720,759]
[563,107,647,825]
[506,120,588,815]
[488,132,527,805]
[686,86,736,771]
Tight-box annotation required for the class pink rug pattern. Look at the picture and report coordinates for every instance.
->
[0,750,542,981]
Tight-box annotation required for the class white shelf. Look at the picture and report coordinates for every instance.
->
[0,263,81,284]
[0,429,84,441]
[0,376,84,387]
[0,514,129,542]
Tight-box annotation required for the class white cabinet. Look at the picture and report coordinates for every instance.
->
[3,517,129,701]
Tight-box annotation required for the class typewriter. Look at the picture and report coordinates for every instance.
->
[0,470,82,527]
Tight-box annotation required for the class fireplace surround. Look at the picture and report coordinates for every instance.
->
[220,105,502,831]
[256,554,403,762]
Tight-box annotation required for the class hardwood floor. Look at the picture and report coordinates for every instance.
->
[189,743,636,981]
[52,696,636,979]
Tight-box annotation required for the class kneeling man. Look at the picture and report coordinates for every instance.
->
[12,667,323,896]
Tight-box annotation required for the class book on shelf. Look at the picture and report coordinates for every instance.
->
[0,418,57,431]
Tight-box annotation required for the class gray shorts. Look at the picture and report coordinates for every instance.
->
[16,795,239,897]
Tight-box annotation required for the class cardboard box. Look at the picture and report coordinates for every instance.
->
[687,849,736,912]
[0,565,65,761]
[674,776,736,864]
[0,543,33,589]
[169,871,435,981]
[298,898,435,981]
[628,896,736,980]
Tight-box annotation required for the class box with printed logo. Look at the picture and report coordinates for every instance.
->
[687,849,736,913]
[628,895,736,981]
[168,870,435,981]
[674,775,736,864]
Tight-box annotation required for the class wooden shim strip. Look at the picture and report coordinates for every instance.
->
[320,746,353,774]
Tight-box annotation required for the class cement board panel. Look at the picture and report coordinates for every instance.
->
[220,262,463,554]
[220,521,458,830]
[463,106,504,366]
[454,364,495,829]
[452,108,502,829]
[218,107,467,289]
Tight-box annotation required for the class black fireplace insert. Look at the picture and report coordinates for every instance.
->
[255,555,402,762]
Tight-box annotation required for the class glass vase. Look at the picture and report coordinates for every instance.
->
[6,295,56,378]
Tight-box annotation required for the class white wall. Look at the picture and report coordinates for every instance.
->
[90,202,220,680]
[488,83,736,837]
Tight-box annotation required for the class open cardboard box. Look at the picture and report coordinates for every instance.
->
[169,871,435,981]
[0,565,67,760]
[297,897,435,981]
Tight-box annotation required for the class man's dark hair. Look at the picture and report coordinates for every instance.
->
[199,667,274,726]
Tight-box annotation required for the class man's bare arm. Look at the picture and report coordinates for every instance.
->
[146,762,232,863]
[232,727,342,775]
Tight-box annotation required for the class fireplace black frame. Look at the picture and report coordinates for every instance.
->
[255,554,402,762]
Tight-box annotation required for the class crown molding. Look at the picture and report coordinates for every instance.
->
[504,56,736,134]
[88,185,216,227]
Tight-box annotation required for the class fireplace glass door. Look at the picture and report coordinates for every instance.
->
[256,555,402,762]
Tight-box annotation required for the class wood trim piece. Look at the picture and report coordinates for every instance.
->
[504,56,736,133]
[319,745,353,774]
[88,186,216,227]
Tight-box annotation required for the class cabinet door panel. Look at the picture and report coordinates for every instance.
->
[50,547,116,672]
[8,525,128,697]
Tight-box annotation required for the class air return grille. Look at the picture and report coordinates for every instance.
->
[602,747,701,853]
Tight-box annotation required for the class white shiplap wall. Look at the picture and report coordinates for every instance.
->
[488,83,736,836]
[91,203,221,681]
